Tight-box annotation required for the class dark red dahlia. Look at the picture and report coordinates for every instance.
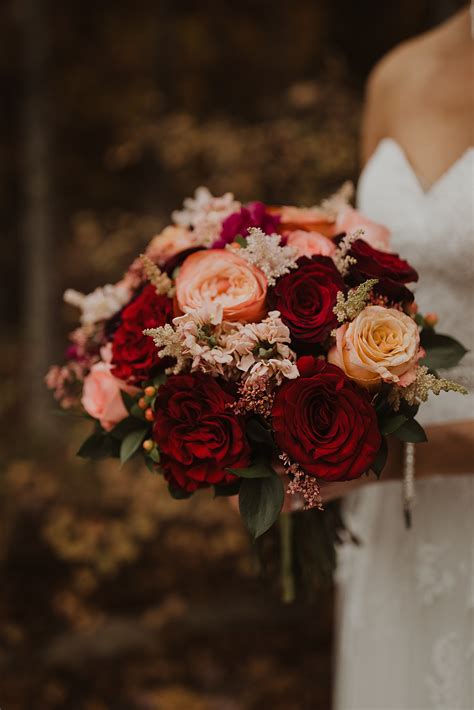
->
[111,285,173,384]
[348,239,418,304]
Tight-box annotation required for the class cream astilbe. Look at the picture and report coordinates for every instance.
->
[233,228,298,286]
[320,180,354,218]
[332,228,362,276]
[333,279,379,325]
[388,365,468,411]
[140,254,175,296]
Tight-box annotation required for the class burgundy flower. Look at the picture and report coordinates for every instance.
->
[153,373,251,493]
[111,285,173,384]
[272,357,381,481]
[272,256,345,346]
[213,201,280,248]
[348,239,418,303]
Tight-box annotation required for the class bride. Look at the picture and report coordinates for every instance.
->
[329,6,473,710]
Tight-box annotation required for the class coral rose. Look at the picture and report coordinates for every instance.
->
[82,362,138,431]
[153,372,251,493]
[328,305,421,390]
[286,230,336,259]
[277,206,335,236]
[336,206,391,251]
[272,357,381,481]
[175,249,267,323]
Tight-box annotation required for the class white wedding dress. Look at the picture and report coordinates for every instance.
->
[334,138,474,710]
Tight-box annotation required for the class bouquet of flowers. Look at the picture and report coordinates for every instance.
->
[47,185,467,597]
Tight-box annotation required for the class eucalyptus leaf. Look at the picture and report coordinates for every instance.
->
[120,428,147,465]
[109,416,148,440]
[239,475,284,539]
[393,419,427,443]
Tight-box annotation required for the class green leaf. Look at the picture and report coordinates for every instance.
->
[379,414,407,436]
[153,372,167,388]
[235,234,247,248]
[393,419,427,443]
[245,417,276,449]
[109,416,149,440]
[227,457,275,478]
[239,475,284,539]
[371,437,388,478]
[120,428,147,465]
[420,331,468,370]
[120,390,136,412]
[168,485,192,500]
[77,432,120,459]
[144,457,157,473]
[149,447,161,463]
[130,403,146,420]
[213,480,241,497]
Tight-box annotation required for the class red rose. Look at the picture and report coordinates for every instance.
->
[153,373,251,493]
[111,285,173,384]
[272,256,345,345]
[348,239,418,303]
[272,357,381,481]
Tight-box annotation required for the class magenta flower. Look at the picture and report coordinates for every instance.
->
[212,201,280,248]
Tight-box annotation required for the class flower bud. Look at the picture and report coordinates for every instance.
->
[144,386,156,397]
[406,301,418,315]
[142,439,154,452]
[138,397,147,409]
[424,312,438,327]
[145,408,155,422]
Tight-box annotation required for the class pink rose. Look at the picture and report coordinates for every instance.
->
[175,249,267,323]
[328,305,421,390]
[336,206,391,251]
[82,362,138,431]
[146,225,201,266]
[286,230,336,259]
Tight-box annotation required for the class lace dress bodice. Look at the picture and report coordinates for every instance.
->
[358,138,474,422]
[334,138,474,710]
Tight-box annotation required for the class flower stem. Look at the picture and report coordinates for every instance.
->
[279,512,295,604]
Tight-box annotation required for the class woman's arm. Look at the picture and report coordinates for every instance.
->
[320,420,474,503]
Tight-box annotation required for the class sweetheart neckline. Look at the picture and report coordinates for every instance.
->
[361,138,473,198]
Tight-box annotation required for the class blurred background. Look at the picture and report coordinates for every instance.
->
[0,1,464,708]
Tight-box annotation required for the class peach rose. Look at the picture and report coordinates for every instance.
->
[328,305,420,390]
[286,230,336,259]
[276,205,336,236]
[146,225,200,265]
[175,249,267,322]
[82,362,138,431]
[335,206,391,251]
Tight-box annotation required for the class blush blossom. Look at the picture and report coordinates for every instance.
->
[175,249,267,323]
[82,361,138,431]
[286,230,336,259]
[336,206,391,251]
[145,225,203,266]
[328,305,421,390]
